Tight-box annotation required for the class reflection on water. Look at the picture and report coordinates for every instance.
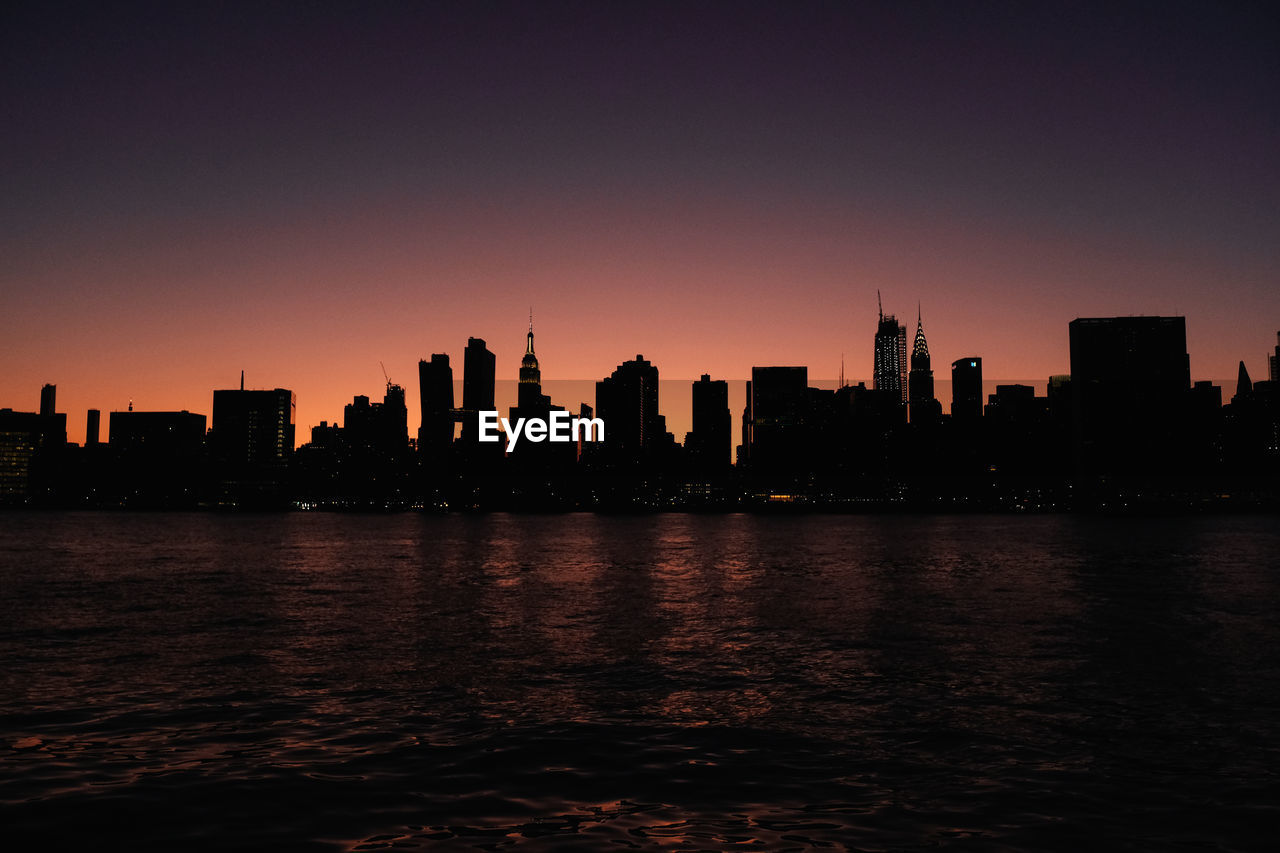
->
[2,513,1278,850]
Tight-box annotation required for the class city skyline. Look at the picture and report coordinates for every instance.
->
[6,312,1277,511]
[5,311,1279,449]
[3,3,1277,445]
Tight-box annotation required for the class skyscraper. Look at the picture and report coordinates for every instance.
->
[417,353,454,453]
[108,409,207,507]
[86,409,100,446]
[506,320,570,469]
[209,387,297,506]
[596,355,660,459]
[1270,332,1279,383]
[689,374,730,469]
[748,366,809,471]
[461,337,495,442]
[35,384,67,448]
[0,405,60,503]
[518,315,544,409]
[951,357,983,421]
[381,382,409,453]
[0,385,67,503]
[463,337,496,413]
[873,296,907,403]
[211,388,296,464]
[907,306,939,423]
[1068,316,1191,474]
[343,382,408,457]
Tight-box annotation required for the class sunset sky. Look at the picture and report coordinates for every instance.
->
[3,1,1276,444]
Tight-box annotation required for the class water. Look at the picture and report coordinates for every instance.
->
[2,512,1278,851]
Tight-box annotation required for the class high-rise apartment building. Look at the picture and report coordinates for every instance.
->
[873,297,907,403]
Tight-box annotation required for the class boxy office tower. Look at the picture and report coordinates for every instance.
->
[1068,316,1190,476]
[210,388,296,507]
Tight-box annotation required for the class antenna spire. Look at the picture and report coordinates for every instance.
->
[877,289,883,320]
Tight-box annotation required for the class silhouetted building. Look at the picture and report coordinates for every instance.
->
[1186,379,1224,471]
[0,384,69,503]
[873,297,908,404]
[1271,332,1279,383]
[518,316,550,410]
[596,355,660,462]
[86,409,100,446]
[385,383,409,449]
[312,382,413,505]
[1222,357,1280,474]
[209,387,296,507]
[576,402,596,462]
[344,397,372,441]
[1045,375,1073,467]
[984,384,1051,475]
[26,384,69,449]
[108,409,206,507]
[461,337,496,442]
[1232,361,1253,405]
[506,320,570,471]
[1069,316,1191,475]
[748,366,810,473]
[1046,375,1073,426]
[985,384,1041,417]
[0,410,42,503]
[418,353,454,454]
[689,374,730,469]
[463,337,495,412]
[908,307,940,423]
[109,410,206,452]
[951,357,983,421]
[1192,380,1222,410]
[310,420,342,448]
[833,380,906,479]
[211,388,295,463]
[345,383,409,458]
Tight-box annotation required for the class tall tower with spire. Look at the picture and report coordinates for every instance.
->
[872,291,908,403]
[519,310,543,409]
[508,313,570,465]
[908,304,940,422]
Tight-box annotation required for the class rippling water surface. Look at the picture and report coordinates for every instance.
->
[2,512,1278,850]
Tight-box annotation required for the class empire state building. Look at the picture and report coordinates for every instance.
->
[519,314,544,409]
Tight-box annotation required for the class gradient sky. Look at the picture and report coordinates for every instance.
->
[3,1,1277,445]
